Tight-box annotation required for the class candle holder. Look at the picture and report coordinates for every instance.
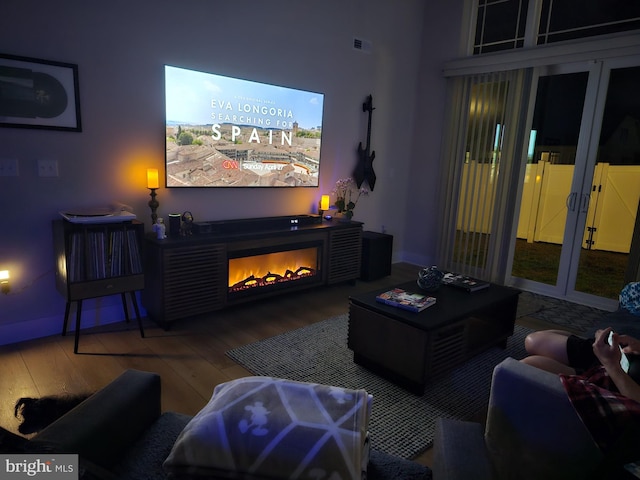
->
[0,270,9,295]
[147,168,160,224]
[318,194,330,217]
[148,188,159,225]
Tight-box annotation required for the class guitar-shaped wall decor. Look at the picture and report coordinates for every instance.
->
[353,94,377,191]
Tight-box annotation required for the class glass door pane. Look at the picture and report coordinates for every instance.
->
[511,71,589,287]
[574,65,640,299]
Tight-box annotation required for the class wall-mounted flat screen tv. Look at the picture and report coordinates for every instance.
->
[165,65,324,187]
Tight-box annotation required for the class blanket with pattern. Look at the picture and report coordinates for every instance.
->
[164,376,372,480]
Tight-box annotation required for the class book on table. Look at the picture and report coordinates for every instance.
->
[441,272,490,292]
[375,288,436,312]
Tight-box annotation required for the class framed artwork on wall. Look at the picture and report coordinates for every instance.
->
[0,53,82,132]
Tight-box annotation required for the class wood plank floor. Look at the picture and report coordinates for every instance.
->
[0,262,551,468]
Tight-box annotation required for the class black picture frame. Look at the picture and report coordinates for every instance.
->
[0,53,82,132]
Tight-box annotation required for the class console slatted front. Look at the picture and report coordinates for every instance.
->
[327,226,362,284]
[163,244,226,323]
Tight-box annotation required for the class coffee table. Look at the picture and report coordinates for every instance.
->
[348,280,520,394]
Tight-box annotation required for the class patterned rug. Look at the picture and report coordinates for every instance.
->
[227,314,531,460]
[516,291,609,334]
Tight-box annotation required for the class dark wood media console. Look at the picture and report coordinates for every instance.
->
[142,215,363,328]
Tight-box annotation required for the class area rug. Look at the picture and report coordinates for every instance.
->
[227,314,531,459]
[516,291,608,334]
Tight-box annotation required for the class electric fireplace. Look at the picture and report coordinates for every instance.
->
[142,215,363,329]
[227,240,323,301]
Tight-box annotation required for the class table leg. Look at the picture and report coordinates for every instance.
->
[129,291,145,338]
[121,293,131,322]
[62,301,71,336]
[74,299,83,354]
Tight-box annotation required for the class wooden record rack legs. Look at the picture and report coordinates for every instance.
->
[61,291,145,354]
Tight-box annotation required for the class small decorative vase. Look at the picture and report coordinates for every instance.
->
[417,266,444,292]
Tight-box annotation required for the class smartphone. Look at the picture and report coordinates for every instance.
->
[608,331,630,373]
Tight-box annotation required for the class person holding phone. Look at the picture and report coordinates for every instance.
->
[522,328,640,454]
[522,328,640,401]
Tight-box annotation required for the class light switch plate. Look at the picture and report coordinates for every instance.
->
[38,159,59,177]
[0,158,19,176]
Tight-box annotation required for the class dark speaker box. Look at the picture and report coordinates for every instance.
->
[168,214,182,236]
[361,231,393,281]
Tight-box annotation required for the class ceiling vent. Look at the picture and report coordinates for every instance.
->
[353,37,372,53]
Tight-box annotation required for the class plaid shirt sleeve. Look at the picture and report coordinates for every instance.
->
[560,365,640,452]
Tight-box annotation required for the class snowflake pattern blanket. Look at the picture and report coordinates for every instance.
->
[164,376,372,479]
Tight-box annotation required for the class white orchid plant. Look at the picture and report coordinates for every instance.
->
[331,177,369,220]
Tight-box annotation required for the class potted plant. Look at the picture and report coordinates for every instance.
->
[332,177,369,220]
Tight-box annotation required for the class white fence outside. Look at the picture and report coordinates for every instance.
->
[458,162,640,253]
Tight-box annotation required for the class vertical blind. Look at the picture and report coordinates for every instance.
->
[436,68,531,282]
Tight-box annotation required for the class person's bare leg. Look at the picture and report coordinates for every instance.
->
[520,354,577,375]
[524,330,573,365]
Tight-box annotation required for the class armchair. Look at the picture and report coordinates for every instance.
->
[432,357,607,480]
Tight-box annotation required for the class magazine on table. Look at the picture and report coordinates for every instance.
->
[441,272,490,292]
[375,288,436,312]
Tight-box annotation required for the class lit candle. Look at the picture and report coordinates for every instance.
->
[147,168,159,189]
[0,269,9,294]
[320,194,330,211]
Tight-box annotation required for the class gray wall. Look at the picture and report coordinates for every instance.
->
[0,0,464,344]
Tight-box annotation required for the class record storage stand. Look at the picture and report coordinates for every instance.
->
[52,219,146,353]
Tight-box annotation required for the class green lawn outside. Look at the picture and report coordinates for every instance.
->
[452,232,629,300]
[512,239,628,299]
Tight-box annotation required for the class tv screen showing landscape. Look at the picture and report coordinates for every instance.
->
[165,65,324,187]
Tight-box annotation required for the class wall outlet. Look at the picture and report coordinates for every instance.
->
[0,158,19,176]
[38,159,59,177]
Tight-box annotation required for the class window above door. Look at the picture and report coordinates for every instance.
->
[474,0,640,55]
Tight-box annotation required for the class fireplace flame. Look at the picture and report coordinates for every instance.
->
[229,247,318,293]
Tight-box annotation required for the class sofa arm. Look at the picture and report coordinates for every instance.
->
[432,418,494,480]
[485,357,603,480]
[31,369,161,469]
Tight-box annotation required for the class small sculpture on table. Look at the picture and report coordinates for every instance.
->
[180,211,194,236]
[153,217,167,239]
[417,266,444,292]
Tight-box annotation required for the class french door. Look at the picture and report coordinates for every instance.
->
[508,55,640,309]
